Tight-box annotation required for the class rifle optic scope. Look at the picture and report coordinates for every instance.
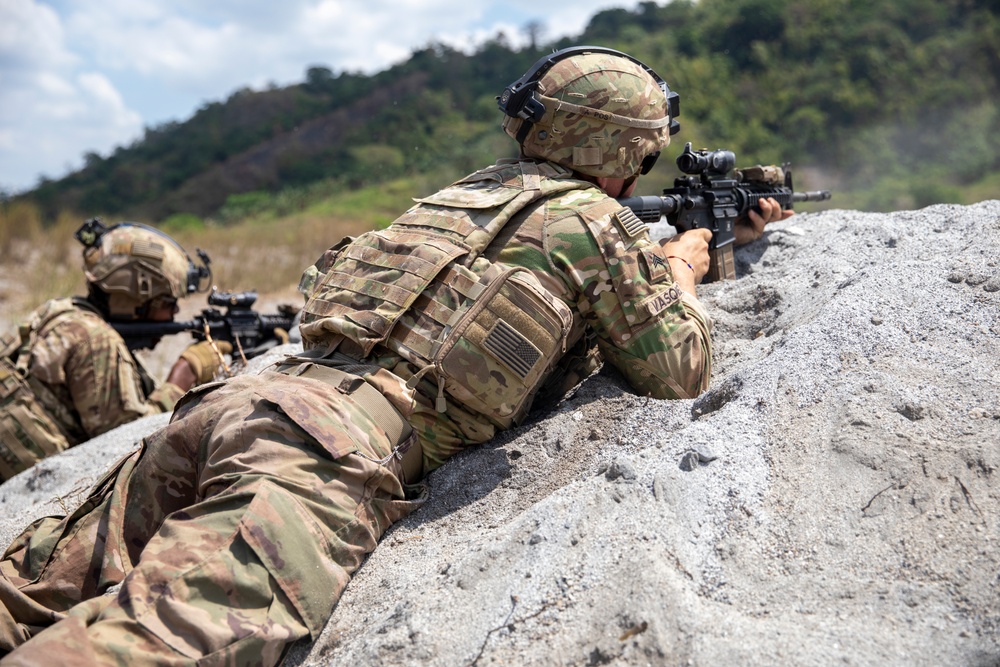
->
[675,142,736,177]
[208,289,258,309]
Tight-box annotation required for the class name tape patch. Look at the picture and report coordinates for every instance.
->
[638,285,682,318]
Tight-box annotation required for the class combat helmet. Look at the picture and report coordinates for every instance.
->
[75,218,210,320]
[498,46,680,179]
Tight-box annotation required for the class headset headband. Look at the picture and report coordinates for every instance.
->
[497,45,680,143]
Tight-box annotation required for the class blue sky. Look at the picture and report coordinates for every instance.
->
[0,0,646,194]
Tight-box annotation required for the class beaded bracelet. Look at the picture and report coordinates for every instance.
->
[666,255,693,271]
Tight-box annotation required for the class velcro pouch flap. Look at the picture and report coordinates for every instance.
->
[300,231,468,355]
[435,267,571,428]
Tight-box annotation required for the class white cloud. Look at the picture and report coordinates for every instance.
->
[0,0,74,73]
[0,0,144,190]
[0,0,645,194]
[77,73,143,132]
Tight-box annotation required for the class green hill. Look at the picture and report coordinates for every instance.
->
[12,0,1000,223]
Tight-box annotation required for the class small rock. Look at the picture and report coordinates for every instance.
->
[897,403,926,421]
[965,273,988,286]
[679,451,700,471]
[693,444,718,463]
[606,459,637,481]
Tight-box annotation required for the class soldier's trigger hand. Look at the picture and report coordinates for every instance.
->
[661,229,711,288]
[180,341,231,385]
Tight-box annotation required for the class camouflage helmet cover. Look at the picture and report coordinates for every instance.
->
[79,221,199,320]
[500,47,679,179]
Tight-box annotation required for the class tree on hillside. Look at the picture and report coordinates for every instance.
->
[14,0,1000,221]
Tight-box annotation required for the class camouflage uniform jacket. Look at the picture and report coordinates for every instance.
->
[301,158,713,471]
[8,297,185,446]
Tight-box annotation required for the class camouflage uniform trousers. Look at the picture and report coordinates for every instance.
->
[0,371,425,666]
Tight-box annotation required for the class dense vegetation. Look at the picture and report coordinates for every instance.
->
[8,0,1000,225]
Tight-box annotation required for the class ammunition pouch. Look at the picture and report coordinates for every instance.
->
[303,237,573,428]
[300,231,572,429]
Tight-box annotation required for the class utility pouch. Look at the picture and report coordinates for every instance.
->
[0,357,70,481]
[429,266,572,428]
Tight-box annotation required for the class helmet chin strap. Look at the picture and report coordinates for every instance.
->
[571,172,639,198]
[622,173,639,193]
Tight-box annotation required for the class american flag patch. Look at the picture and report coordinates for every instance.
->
[613,207,647,239]
[483,319,539,379]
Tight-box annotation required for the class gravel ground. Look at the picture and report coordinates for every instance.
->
[2,200,998,667]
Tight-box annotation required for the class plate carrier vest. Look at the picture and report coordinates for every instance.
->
[299,160,601,428]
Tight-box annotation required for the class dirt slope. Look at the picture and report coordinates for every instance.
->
[2,201,998,667]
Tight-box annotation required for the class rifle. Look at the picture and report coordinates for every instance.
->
[618,142,831,282]
[112,289,299,360]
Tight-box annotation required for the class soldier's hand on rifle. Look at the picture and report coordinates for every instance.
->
[661,228,712,294]
[735,197,794,246]
[168,340,234,390]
